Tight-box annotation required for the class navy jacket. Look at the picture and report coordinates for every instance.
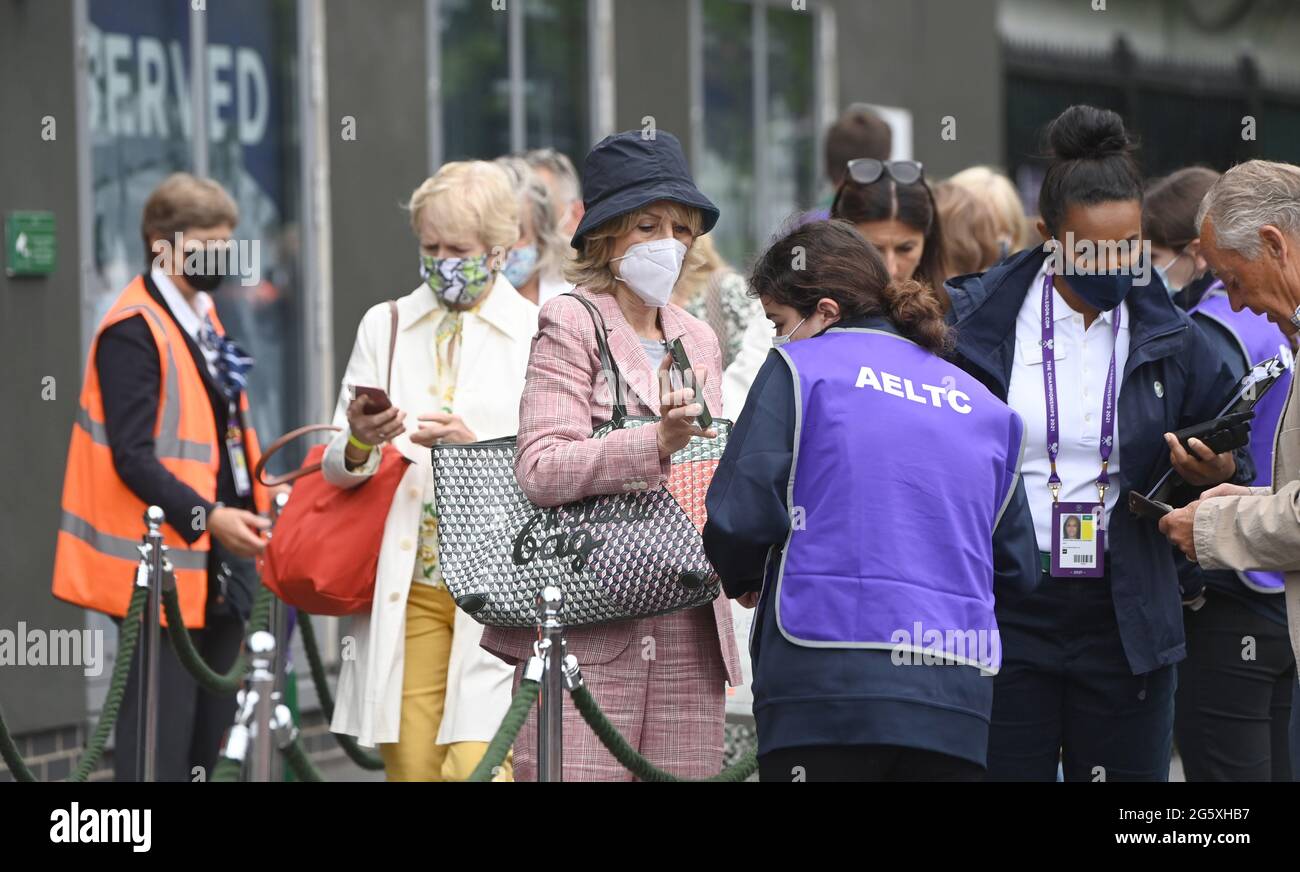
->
[703,315,1040,765]
[944,248,1255,674]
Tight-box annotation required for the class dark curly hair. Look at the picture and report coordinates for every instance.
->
[749,219,950,354]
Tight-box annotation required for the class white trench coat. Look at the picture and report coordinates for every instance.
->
[320,276,538,746]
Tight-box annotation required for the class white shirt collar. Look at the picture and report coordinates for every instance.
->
[150,266,214,341]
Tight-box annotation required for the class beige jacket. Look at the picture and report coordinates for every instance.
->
[1194,372,1300,661]
[321,275,538,746]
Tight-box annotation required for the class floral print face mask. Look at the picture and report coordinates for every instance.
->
[419,252,494,308]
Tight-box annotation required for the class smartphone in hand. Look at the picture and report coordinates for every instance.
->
[668,338,713,429]
[350,385,393,414]
[1172,410,1254,456]
[1127,490,1173,521]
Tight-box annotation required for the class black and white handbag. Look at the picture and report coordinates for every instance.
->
[431,294,729,628]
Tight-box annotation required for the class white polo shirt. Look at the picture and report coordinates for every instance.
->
[1006,259,1131,552]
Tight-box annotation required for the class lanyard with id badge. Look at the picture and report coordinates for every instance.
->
[225,399,253,498]
[1040,268,1120,578]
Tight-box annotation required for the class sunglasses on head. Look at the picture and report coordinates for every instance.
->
[831,159,929,218]
[844,158,925,186]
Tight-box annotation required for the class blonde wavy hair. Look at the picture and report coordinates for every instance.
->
[947,165,1033,253]
[405,161,520,259]
[566,202,706,295]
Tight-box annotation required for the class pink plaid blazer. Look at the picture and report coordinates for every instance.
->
[480,287,743,686]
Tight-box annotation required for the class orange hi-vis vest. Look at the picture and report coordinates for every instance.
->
[52,275,269,628]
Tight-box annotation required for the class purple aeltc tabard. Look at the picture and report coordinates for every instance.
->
[773,327,1024,672]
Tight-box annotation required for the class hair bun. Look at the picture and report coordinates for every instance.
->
[1046,105,1131,161]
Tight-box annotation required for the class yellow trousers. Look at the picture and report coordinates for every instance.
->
[378,582,512,782]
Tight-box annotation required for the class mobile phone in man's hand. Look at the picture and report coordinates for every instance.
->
[1128,490,1173,521]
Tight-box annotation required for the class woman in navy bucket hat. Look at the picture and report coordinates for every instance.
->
[569,130,720,248]
[481,129,744,781]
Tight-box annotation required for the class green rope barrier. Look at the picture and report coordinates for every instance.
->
[161,584,274,695]
[0,583,150,782]
[211,755,244,782]
[280,735,324,782]
[69,582,150,782]
[569,684,758,782]
[297,613,385,771]
[0,703,36,782]
[466,679,539,782]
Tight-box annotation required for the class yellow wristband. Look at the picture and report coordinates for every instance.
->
[347,433,374,452]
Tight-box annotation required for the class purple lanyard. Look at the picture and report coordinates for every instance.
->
[1041,269,1122,503]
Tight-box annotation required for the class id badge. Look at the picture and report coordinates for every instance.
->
[1050,501,1105,577]
[226,424,252,497]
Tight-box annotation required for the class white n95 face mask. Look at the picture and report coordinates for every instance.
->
[611,238,688,307]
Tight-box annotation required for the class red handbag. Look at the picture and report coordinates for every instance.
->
[254,302,411,615]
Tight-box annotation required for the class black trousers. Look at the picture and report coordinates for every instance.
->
[1174,591,1296,782]
[987,570,1177,782]
[758,744,986,782]
[113,608,244,782]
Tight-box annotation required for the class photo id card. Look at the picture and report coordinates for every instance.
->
[1050,501,1105,577]
[226,423,252,498]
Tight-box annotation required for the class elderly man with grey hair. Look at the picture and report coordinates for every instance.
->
[1160,160,1300,672]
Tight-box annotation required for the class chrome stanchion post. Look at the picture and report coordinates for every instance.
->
[136,506,166,782]
[267,490,290,782]
[220,687,257,774]
[247,630,277,782]
[535,586,565,782]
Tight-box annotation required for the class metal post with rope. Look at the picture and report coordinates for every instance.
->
[136,505,167,782]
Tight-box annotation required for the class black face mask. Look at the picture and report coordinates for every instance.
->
[186,271,226,292]
[183,245,229,292]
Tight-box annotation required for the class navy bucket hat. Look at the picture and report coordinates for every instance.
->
[570,130,720,249]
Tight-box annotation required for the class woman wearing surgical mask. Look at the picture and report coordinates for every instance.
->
[1144,167,1220,311]
[320,161,539,781]
[495,156,574,307]
[703,219,1039,781]
[1145,166,1298,782]
[945,105,1252,782]
[480,130,742,781]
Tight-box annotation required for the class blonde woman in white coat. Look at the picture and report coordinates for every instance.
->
[321,161,538,781]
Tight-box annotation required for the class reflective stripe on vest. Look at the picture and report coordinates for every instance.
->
[72,304,213,465]
[58,509,208,572]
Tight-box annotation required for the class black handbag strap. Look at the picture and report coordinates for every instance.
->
[565,293,628,426]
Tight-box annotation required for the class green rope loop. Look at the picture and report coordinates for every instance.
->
[280,735,324,782]
[211,755,244,782]
[69,582,151,781]
[0,583,150,782]
[466,679,539,782]
[0,704,36,782]
[160,584,274,695]
[297,612,385,770]
[569,684,757,782]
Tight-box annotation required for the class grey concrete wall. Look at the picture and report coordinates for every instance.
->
[325,0,428,382]
[832,0,1003,177]
[613,0,694,154]
[0,0,90,735]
